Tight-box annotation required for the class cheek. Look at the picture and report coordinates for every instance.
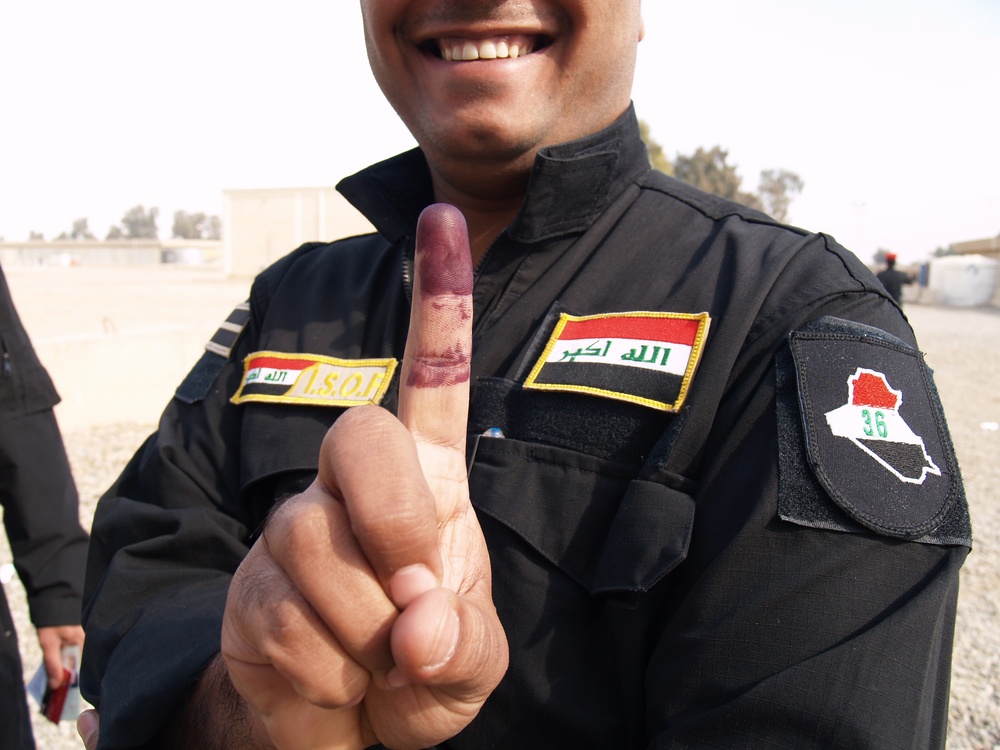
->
[362,7,408,100]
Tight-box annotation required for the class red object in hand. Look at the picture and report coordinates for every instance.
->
[40,668,72,723]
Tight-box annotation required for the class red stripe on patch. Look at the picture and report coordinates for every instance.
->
[559,316,701,345]
[247,356,316,371]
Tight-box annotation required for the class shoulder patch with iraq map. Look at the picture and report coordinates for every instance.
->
[789,317,964,540]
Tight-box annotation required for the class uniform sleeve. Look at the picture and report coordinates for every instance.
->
[0,408,88,627]
[643,269,969,747]
[80,242,363,749]
[0,265,87,627]
[80,305,260,749]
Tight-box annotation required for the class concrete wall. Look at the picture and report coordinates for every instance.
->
[6,266,252,433]
[223,187,374,277]
[0,239,223,268]
[38,325,209,432]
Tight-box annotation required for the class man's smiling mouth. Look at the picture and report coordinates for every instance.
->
[422,35,553,61]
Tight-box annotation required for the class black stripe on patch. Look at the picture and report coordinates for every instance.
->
[209,328,240,351]
[239,382,294,399]
[225,305,251,327]
[532,361,684,406]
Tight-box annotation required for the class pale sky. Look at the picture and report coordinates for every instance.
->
[1,1,997,264]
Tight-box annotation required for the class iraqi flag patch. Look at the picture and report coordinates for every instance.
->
[791,326,961,539]
[231,351,397,408]
[523,312,711,412]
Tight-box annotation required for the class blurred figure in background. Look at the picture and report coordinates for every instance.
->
[877,252,916,304]
[0,264,88,750]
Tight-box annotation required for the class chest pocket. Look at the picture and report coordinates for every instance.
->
[468,377,695,596]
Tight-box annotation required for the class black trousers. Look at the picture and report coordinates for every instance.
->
[0,589,34,750]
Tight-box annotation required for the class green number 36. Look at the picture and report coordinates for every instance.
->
[862,409,889,438]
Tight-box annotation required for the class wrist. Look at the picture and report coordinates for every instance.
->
[153,654,273,750]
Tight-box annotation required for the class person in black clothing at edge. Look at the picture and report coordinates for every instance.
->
[0,263,88,750]
[78,2,971,749]
[877,252,916,305]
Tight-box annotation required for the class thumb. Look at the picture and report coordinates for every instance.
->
[77,709,100,750]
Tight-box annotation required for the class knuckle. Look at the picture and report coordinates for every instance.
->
[258,594,313,653]
[296,664,369,709]
[266,495,346,573]
[278,501,331,553]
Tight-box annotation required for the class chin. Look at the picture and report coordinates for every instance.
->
[427,124,540,165]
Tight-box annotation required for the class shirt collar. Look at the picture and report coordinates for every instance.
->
[337,103,649,245]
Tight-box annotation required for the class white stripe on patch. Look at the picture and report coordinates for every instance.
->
[545,337,693,376]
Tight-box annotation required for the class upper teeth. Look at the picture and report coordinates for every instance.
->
[440,36,533,62]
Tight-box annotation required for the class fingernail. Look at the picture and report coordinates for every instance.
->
[424,609,460,671]
[389,564,437,608]
[386,666,412,690]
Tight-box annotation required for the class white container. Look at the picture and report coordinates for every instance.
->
[928,254,998,307]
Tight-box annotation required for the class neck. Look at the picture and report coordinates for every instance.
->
[440,198,522,266]
[427,160,532,266]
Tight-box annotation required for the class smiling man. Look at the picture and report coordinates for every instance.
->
[361,0,644,262]
[80,2,969,749]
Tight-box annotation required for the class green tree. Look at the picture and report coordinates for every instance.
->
[106,225,124,240]
[638,122,804,221]
[57,217,96,241]
[172,210,222,240]
[172,210,204,239]
[206,215,221,240]
[28,230,45,241]
[673,146,762,211]
[757,169,804,223]
[114,205,159,239]
[639,120,674,176]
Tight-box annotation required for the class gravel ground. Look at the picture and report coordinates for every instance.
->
[906,305,1000,750]
[1,303,998,749]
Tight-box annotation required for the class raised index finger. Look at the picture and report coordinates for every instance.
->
[320,204,474,602]
[398,203,474,452]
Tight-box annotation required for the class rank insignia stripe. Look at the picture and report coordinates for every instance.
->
[205,301,251,358]
[523,311,711,412]
[231,351,398,408]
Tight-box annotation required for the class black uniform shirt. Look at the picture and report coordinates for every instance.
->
[82,107,970,749]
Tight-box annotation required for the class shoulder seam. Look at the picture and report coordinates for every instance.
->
[637,170,812,238]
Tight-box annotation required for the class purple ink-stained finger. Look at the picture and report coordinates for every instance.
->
[400,205,474,446]
[414,204,474,297]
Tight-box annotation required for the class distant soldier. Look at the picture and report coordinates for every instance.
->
[877,252,915,304]
[0,263,88,750]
